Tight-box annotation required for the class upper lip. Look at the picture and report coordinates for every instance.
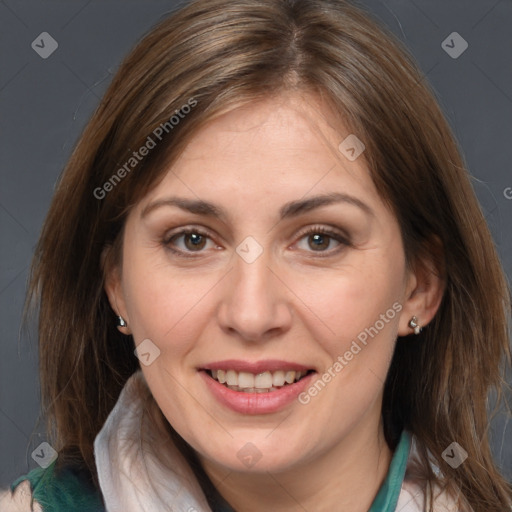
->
[200,359,315,374]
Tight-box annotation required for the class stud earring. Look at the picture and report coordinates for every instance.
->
[117,316,127,328]
[408,316,422,335]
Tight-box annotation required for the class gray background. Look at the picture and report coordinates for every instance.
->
[1,0,511,488]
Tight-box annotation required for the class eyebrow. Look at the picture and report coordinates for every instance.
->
[140,192,374,221]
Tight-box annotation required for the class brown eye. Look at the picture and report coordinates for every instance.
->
[183,232,207,251]
[307,233,331,251]
[294,226,350,256]
[164,228,216,256]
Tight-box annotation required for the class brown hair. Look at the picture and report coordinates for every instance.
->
[27,0,511,510]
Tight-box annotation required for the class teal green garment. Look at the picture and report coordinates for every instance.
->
[10,431,411,512]
[10,460,105,512]
[369,430,412,512]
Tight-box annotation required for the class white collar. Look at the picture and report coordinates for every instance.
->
[94,370,211,512]
[94,370,460,512]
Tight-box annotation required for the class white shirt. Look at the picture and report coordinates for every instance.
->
[1,369,471,511]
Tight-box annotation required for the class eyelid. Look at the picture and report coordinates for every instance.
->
[162,225,216,244]
[291,225,352,256]
[294,224,351,243]
[162,225,220,258]
[162,223,352,258]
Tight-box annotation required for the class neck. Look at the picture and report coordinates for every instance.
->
[199,420,393,512]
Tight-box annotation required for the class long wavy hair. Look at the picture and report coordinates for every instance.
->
[27,0,511,510]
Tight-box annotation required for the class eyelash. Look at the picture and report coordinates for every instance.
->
[162,225,351,259]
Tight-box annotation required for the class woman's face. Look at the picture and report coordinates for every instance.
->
[107,93,421,474]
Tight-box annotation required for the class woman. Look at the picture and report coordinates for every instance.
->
[1,0,511,510]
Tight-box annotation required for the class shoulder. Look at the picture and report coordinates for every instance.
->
[0,461,105,512]
[0,480,43,512]
[400,434,474,512]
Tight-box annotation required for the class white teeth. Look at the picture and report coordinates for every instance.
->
[285,371,296,384]
[209,368,310,392]
[226,370,238,386]
[238,372,255,388]
[254,371,273,388]
[272,370,285,387]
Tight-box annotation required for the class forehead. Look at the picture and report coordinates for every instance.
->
[138,94,383,216]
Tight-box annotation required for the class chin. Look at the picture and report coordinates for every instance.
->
[199,435,309,474]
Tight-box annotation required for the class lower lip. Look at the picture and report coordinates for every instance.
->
[199,370,316,414]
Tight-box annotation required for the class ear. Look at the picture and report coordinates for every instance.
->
[102,245,132,335]
[398,240,445,337]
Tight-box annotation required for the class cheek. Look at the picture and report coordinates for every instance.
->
[295,254,404,367]
[293,269,402,432]
[121,254,221,353]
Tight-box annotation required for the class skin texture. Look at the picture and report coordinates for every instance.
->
[105,93,443,512]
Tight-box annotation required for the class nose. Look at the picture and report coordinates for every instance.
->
[216,249,293,343]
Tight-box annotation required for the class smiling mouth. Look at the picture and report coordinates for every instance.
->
[205,369,315,393]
